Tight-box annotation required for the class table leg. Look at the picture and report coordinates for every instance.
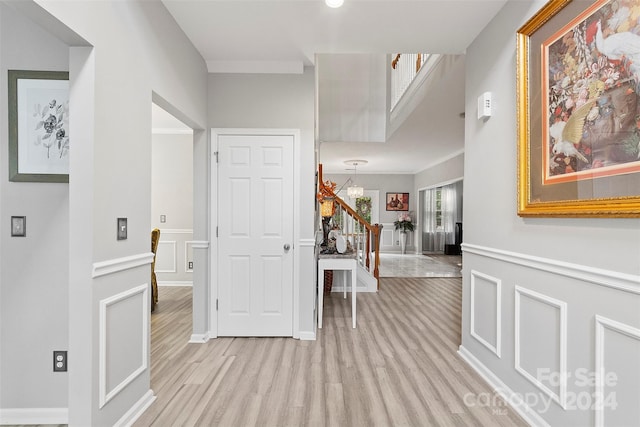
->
[352,266,357,328]
[343,270,347,299]
[318,265,324,329]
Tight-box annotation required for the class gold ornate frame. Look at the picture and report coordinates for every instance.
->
[517,0,640,217]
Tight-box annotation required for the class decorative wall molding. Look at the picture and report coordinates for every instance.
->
[113,390,155,427]
[380,223,415,252]
[189,332,210,344]
[159,228,193,234]
[299,238,316,247]
[458,346,550,427]
[156,240,177,273]
[191,240,209,249]
[515,286,567,409]
[92,252,154,278]
[299,331,316,341]
[0,407,68,425]
[462,243,640,295]
[158,281,193,287]
[595,315,640,427]
[470,270,502,358]
[185,241,194,272]
[99,284,149,409]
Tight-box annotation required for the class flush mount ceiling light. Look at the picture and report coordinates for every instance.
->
[325,0,344,8]
[344,160,367,199]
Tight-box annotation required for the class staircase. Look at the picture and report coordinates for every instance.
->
[318,164,383,291]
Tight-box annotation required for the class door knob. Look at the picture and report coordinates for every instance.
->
[284,243,291,251]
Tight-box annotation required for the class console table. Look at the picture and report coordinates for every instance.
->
[317,251,357,329]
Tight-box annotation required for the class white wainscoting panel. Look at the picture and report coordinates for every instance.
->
[379,222,415,253]
[156,240,177,273]
[99,284,149,408]
[515,286,567,409]
[470,270,501,358]
[156,229,194,284]
[595,315,640,427]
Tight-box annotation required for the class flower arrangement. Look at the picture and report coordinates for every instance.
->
[394,212,414,232]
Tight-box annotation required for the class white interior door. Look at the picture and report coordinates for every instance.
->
[217,133,294,336]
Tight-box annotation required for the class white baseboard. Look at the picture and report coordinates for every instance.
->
[158,281,193,287]
[189,332,210,343]
[298,331,316,341]
[457,345,549,427]
[114,389,156,427]
[0,407,68,425]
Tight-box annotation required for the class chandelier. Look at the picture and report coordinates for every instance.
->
[345,160,366,199]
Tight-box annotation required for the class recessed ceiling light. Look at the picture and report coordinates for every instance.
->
[326,0,344,8]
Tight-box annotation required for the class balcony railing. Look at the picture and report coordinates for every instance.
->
[390,53,430,111]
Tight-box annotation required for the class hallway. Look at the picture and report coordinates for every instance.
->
[137,279,526,426]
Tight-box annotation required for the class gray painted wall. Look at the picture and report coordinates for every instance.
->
[0,2,70,410]
[461,1,640,426]
[323,173,415,224]
[5,1,209,425]
[208,69,316,336]
[151,133,194,284]
[151,133,193,231]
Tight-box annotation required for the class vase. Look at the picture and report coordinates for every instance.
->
[400,231,407,255]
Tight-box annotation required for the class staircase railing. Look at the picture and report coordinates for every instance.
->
[318,164,383,290]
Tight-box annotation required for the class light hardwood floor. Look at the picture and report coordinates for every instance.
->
[135,280,527,426]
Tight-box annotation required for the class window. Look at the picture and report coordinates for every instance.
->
[435,188,442,228]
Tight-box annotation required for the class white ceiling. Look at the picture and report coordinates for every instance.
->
[160,0,508,173]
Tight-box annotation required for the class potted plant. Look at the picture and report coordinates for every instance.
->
[394,212,413,254]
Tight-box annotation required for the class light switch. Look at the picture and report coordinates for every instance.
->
[117,218,127,240]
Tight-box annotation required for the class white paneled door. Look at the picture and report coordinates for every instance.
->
[217,133,294,336]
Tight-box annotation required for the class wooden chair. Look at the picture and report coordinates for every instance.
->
[151,228,160,312]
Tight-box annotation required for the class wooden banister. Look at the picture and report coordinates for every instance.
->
[318,164,383,290]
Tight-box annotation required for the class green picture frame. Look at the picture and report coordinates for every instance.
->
[8,69,69,183]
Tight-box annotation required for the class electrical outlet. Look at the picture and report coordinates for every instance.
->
[188,261,193,270]
[160,215,166,223]
[53,350,67,372]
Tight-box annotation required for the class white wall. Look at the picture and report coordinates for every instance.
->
[461,2,640,426]
[9,1,209,425]
[208,69,316,337]
[151,133,194,285]
[0,3,70,414]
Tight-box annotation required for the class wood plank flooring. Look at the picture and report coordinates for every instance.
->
[135,280,527,426]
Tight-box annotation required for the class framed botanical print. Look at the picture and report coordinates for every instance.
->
[8,70,69,183]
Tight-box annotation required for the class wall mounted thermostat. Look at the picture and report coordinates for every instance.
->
[117,217,128,240]
[477,91,492,120]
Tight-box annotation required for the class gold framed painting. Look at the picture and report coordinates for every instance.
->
[517,0,640,217]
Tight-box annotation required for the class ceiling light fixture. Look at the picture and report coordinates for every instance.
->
[344,160,367,199]
[325,0,344,8]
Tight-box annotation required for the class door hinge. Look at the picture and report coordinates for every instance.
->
[216,299,218,311]
[216,226,219,238]
[214,151,219,163]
